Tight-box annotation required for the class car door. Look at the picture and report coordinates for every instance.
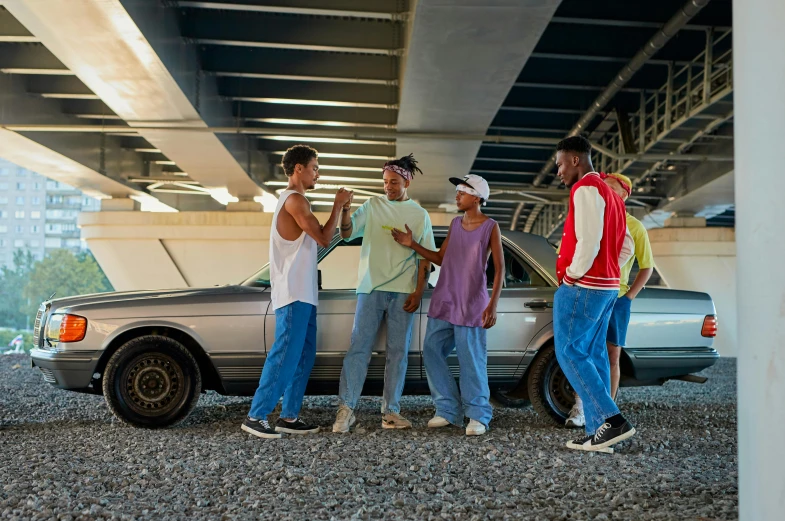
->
[306,236,423,394]
[419,234,554,387]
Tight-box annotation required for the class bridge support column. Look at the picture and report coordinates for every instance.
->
[734,0,785,518]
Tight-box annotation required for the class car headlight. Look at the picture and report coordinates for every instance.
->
[45,313,88,343]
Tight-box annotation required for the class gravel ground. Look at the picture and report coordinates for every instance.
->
[1,354,737,521]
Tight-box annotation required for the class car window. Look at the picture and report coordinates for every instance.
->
[318,242,362,290]
[241,235,356,288]
[428,236,547,289]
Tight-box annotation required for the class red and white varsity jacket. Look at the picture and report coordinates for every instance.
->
[557,172,634,290]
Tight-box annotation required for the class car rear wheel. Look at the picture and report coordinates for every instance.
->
[102,335,201,428]
[527,344,575,426]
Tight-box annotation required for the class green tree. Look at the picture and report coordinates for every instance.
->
[22,249,114,318]
[0,249,36,329]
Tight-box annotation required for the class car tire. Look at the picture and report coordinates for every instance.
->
[527,344,575,426]
[102,335,201,428]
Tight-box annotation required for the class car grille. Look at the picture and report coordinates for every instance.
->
[39,368,57,385]
[33,306,44,348]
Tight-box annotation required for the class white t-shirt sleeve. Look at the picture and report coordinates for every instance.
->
[564,186,605,285]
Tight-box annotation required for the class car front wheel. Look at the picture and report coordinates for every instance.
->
[102,335,201,428]
[526,344,575,426]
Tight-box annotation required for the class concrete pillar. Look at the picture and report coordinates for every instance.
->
[733,0,785,518]
[101,197,141,212]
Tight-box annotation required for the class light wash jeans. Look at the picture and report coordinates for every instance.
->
[553,284,619,435]
[423,317,492,427]
[338,291,415,414]
[249,301,317,420]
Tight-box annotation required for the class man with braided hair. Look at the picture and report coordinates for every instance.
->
[332,154,435,432]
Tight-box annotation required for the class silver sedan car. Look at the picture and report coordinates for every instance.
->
[30,229,719,428]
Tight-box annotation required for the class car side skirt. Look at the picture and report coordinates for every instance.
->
[211,352,526,396]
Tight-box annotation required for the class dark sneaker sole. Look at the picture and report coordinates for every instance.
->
[241,424,282,439]
[332,415,356,433]
[275,426,320,435]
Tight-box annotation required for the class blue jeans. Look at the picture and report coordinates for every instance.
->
[339,291,415,414]
[249,301,317,420]
[554,284,619,435]
[423,317,492,427]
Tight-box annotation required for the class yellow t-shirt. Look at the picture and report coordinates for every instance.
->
[619,213,655,297]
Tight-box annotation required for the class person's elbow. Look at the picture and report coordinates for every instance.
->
[315,234,332,248]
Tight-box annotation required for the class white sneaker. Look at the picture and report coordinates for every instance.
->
[332,404,356,433]
[381,412,412,429]
[466,419,486,436]
[427,416,450,428]
[565,404,585,428]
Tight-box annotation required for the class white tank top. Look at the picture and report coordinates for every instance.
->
[269,190,318,310]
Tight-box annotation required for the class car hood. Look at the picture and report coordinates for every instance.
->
[46,285,268,314]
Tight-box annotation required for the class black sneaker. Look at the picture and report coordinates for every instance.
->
[567,420,636,452]
[566,434,593,450]
[241,417,281,439]
[275,418,319,435]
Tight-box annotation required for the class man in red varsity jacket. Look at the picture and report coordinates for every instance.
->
[552,136,636,453]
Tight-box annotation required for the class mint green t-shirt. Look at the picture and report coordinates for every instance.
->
[347,196,436,295]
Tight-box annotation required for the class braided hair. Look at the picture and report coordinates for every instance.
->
[383,153,423,178]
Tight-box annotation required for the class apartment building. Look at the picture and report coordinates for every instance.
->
[0,159,100,269]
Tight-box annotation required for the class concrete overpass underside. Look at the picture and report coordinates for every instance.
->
[0,0,736,303]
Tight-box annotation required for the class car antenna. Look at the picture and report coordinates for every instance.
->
[48,291,56,300]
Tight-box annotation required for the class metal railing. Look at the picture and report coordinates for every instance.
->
[594,28,733,176]
[541,28,734,240]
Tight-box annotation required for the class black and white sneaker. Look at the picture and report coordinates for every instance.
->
[241,417,281,439]
[566,434,593,449]
[275,418,319,435]
[566,420,636,452]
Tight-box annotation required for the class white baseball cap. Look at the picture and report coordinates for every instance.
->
[449,174,490,203]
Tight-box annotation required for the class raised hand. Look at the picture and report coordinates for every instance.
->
[391,224,414,248]
[334,188,353,208]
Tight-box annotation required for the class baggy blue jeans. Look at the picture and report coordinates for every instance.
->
[553,284,619,435]
[338,291,415,414]
[249,301,317,420]
[422,317,492,427]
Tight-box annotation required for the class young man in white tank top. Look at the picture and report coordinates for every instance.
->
[242,145,353,439]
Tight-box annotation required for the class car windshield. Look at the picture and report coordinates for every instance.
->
[240,264,272,287]
[239,244,331,287]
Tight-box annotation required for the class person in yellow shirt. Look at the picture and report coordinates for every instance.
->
[565,173,655,428]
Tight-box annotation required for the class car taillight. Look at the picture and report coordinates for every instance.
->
[59,314,88,342]
[701,315,717,338]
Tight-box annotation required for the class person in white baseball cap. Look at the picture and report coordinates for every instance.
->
[448,174,490,206]
[391,173,503,435]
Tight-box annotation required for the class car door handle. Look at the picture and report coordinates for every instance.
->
[524,300,553,309]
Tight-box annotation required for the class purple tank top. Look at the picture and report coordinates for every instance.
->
[428,216,496,327]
